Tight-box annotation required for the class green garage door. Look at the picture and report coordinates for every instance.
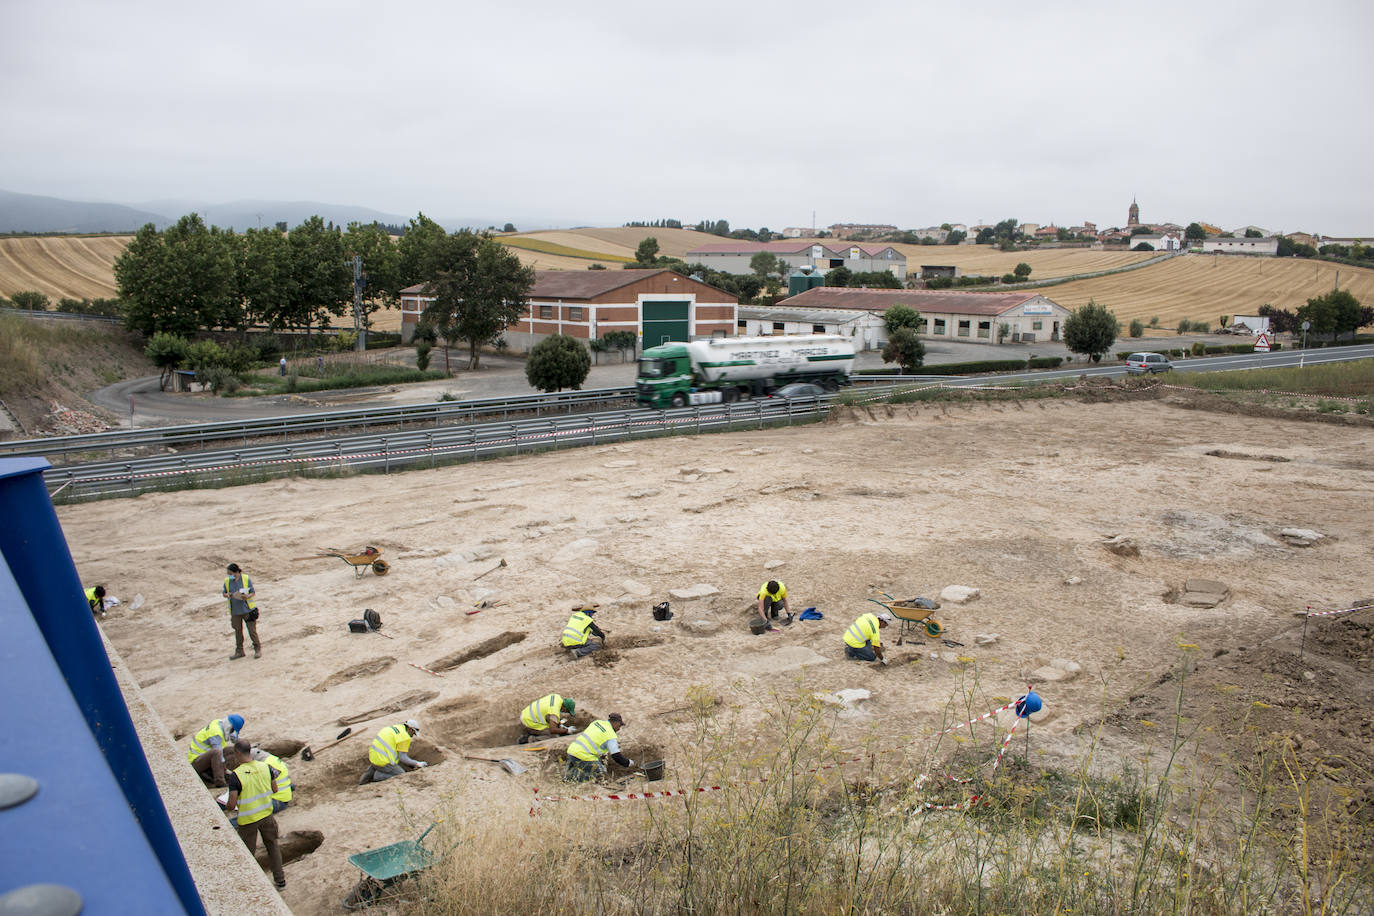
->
[642,300,689,346]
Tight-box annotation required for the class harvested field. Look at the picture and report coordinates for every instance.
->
[885,243,1157,279]
[59,393,1374,914]
[0,234,127,300]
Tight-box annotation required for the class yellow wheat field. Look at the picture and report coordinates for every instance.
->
[884,244,1157,279]
[0,235,128,300]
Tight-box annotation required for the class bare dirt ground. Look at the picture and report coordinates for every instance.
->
[57,395,1373,913]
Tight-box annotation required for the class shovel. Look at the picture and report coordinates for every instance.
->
[473,558,507,581]
[300,727,354,761]
[461,751,526,775]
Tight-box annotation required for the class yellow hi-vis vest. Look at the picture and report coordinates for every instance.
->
[521,694,564,731]
[562,612,595,647]
[263,753,292,802]
[844,613,882,649]
[567,719,618,762]
[84,587,102,613]
[369,724,412,767]
[187,718,229,762]
[224,575,257,611]
[232,759,275,826]
[757,581,787,601]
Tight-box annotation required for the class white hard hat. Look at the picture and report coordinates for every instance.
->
[877,612,895,623]
[404,719,420,732]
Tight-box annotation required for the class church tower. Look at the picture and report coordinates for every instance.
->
[1127,197,1140,227]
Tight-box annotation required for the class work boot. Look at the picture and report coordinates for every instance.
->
[230,649,246,660]
[253,647,262,659]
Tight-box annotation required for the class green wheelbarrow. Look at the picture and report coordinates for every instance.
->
[342,822,451,910]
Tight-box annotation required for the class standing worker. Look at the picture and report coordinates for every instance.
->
[563,712,635,783]
[562,605,608,658]
[223,563,261,660]
[757,580,791,627]
[85,584,107,619]
[188,713,245,787]
[253,746,293,813]
[279,355,287,376]
[358,719,428,784]
[224,738,287,890]
[519,693,578,743]
[843,610,891,664]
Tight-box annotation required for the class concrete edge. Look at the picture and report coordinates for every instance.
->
[101,630,293,916]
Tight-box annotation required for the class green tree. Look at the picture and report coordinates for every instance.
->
[1133,241,1155,251]
[601,330,637,361]
[975,227,995,245]
[396,212,450,287]
[502,223,516,233]
[881,327,926,373]
[144,332,189,390]
[282,216,351,339]
[1175,319,1193,334]
[883,304,921,336]
[945,229,967,245]
[1013,262,1032,280]
[749,251,781,278]
[525,334,591,392]
[1299,289,1363,341]
[236,226,290,330]
[115,215,237,336]
[344,221,401,334]
[1062,299,1119,362]
[848,271,901,289]
[826,266,852,287]
[10,290,49,310]
[635,237,660,265]
[1244,228,1263,238]
[421,232,534,370]
[1128,318,1144,337]
[1185,222,1207,241]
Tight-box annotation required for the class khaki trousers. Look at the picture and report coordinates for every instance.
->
[237,813,285,885]
[232,613,260,652]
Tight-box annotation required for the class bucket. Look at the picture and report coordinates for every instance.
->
[642,760,665,782]
[748,616,767,635]
[652,601,673,621]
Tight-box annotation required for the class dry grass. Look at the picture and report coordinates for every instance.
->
[883,244,1158,279]
[0,235,127,300]
[497,237,634,263]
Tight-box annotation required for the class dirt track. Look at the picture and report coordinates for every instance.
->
[58,396,1374,912]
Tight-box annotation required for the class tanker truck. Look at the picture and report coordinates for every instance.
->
[635,335,856,409]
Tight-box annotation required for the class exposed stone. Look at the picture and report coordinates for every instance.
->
[764,560,785,570]
[1103,535,1139,557]
[1181,578,1230,608]
[1049,658,1082,676]
[1063,576,1083,586]
[974,633,999,646]
[603,460,638,468]
[620,579,653,597]
[552,538,598,563]
[1280,527,1322,542]
[463,546,498,562]
[940,585,980,604]
[433,555,460,569]
[1030,665,1072,682]
[434,596,456,610]
[627,488,661,499]
[819,688,872,709]
[681,618,721,635]
[474,479,525,491]
[669,584,720,600]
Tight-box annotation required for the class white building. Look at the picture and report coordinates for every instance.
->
[1202,236,1278,256]
[686,240,907,280]
[1128,233,1183,251]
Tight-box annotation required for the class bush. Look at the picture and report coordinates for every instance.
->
[1001,273,1017,284]
[1192,341,1206,356]
[416,340,433,371]
[1149,315,1160,328]
[1129,319,1144,337]
[10,290,49,311]
[1176,319,1192,334]
[331,330,357,352]
[525,334,591,392]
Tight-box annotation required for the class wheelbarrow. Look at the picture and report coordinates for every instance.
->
[867,594,943,645]
[342,822,451,910]
[296,546,390,579]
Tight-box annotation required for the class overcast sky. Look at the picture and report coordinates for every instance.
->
[3,1,1371,234]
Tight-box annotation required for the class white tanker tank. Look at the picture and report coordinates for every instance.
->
[635,334,856,408]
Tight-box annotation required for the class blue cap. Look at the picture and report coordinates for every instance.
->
[228,714,244,732]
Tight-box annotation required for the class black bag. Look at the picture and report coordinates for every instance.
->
[652,601,672,621]
[248,607,260,622]
[363,608,382,630]
[348,619,368,634]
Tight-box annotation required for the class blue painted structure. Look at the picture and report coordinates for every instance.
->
[0,458,204,914]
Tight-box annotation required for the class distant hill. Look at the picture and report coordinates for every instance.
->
[132,198,416,232]
[0,189,168,233]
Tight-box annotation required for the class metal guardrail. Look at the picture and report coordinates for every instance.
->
[1,308,123,324]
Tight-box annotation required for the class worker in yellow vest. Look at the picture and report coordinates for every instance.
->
[563,712,634,782]
[562,605,608,658]
[253,747,293,812]
[359,719,427,784]
[223,563,261,660]
[224,738,286,890]
[85,585,107,619]
[757,579,792,626]
[519,693,578,743]
[188,713,245,787]
[843,611,891,664]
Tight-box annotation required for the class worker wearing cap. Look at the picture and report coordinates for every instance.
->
[843,611,889,663]
[189,713,245,787]
[359,719,427,784]
[562,605,608,658]
[223,563,260,660]
[519,693,578,742]
[224,738,286,890]
[85,585,107,619]
[563,713,634,782]
[253,747,293,812]
[757,580,791,625]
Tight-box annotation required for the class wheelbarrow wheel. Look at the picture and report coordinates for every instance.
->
[924,619,943,638]
[371,559,390,576]
[343,876,384,910]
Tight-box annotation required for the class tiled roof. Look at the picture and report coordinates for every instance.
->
[402,270,727,302]
[782,287,1053,316]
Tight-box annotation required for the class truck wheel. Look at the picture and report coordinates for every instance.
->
[823,378,839,391]
[723,387,738,403]
[670,392,688,408]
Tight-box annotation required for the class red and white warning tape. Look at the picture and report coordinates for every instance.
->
[1305,603,1373,618]
[920,717,1022,811]
[408,661,445,678]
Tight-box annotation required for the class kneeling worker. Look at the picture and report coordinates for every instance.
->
[85,585,107,619]
[562,605,608,658]
[563,712,634,783]
[359,719,427,784]
[843,611,891,664]
[520,693,578,742]
[224,738,286,890]
[253,746,293,813]
[188,713,245,788]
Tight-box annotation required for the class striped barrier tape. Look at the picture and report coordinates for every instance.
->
[408,661,445,678]
[1161,384,1367,405]
[921,716,1023,811]
[1305,603,1373,618]
[530,690,1035,815]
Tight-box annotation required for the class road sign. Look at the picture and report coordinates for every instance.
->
[1254,332,1271,352]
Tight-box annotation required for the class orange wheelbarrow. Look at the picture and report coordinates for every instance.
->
[297,546,390,579]
[867,593,943,644]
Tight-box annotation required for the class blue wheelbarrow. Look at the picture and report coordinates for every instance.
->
[342,822,450,910]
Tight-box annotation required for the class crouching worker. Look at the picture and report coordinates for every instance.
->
[519,693,578,743]
[224,739,287,890]
[562,605,607,658]
[843,611,890,663]
[253,746,293,813]
[188,713,244,788]
[359,719,427,784]
[563,712,633,783]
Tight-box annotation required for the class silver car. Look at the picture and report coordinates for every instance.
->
[1125,352,1173,375]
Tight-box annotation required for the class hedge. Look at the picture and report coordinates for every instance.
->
[1115,343,1284,360]
[860,356,1063,376]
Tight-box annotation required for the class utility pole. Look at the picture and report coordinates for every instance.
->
[352,256,366,351]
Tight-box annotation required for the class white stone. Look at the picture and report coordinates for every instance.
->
[974,633,999,645]
[700,467,726,475]
[620,579,653,597]
[681,618,720,635]
[1064,576,1083,586]
[940,585,981,604]
[764,560,785,570]
[552,538,598,563]
[463,546,498,562]
[1030,665,1072,682]
[833,688,871,708]
[435,596,456,610]
[1050,658,1082,675]
[603,460,638,468]
[475,479,525,491]
[627,488,660,499]
[433,555,459,569]
[1280,528,1322,542]
[669,584,720,600]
